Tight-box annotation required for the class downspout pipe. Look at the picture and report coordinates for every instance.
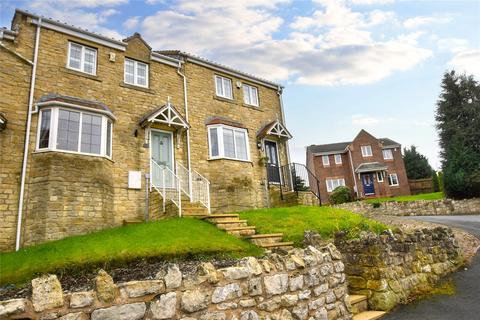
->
[277,86,291,166]
[177,61,193,199]
[16,18,42,251]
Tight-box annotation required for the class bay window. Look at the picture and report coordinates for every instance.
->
[208,125,250,161]
[37,107,113,158]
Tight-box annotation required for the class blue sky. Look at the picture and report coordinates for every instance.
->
[1,0,479,169]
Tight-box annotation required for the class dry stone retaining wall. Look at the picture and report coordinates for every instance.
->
[334,198,480,216]
[334,227,462,311]
[0,245,352,320]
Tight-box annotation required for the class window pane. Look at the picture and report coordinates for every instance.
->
[106,121,112,157]
[215,76,223,96]
[223,128,235,158]
[83,48,96,74]
[137,62,147,86]
[125,59,135,84]
[235,130,248,160]
[251,87,258,105]
[81,114,102,154]
[243,85,250,104]
[209,128,219,157]
[223,78,232,98]
[323,155,329,165]
[39,109,51,148]
[57,109,80,151]
[69,43,82,69]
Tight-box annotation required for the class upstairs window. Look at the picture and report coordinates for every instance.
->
[361,145,373,157]
[334,154,342,165]
[322,155,330,167]
[382,149,393,160]
[208,125,249,161]
[67,42,97,75]
[243,84,259,106]
[37,107,112,158]
[388,173,399,186]
[124,58,149,88]
[215,75,233,99]
[326,178,345,192]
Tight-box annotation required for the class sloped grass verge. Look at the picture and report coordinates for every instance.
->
[238,205,388,246]
[366,192,444,204]
[0,218,262,285]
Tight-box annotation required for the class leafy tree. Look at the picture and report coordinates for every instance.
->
[435,71,480,198]
[403,145,434,179]
[293,175,309,191]
[431,170,440,192]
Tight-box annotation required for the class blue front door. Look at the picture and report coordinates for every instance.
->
[361,173,375,195]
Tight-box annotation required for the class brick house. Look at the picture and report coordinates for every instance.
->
[306,130,411,204]
[0,9,294,251]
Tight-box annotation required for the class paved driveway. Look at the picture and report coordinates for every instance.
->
[383,215,480,320]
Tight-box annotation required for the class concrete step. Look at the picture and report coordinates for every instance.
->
[225,226,256,237]
[245,233,284,246]
[348,295,368,315]
[352,311,386,320]
[259,241,294,250]
[204,214,240,223]
[215,220,249,229]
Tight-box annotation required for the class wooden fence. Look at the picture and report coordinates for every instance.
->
[408,178,434,195]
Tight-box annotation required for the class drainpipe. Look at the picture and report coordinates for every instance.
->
[348,148,358,199]
[15,18,42,251]
[177,61,193,200]
[277,86,291,165]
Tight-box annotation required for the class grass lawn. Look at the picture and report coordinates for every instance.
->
[0,218,262,285]
[365,192,445,204]
[238,206,388,246]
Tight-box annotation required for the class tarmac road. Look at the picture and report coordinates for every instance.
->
[383,215,480,320]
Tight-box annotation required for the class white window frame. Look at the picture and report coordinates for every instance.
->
[334,154,342,165]
[382,149,394,160]
[207,124,250,162]
[67,42,97,75]
[388,173,399,186]
[377,171,384,182]
[214,75,233,99]
[322,155,330,167]
[36,107,113,159]
[243,84,259,107]
[326,178,346,193]
[361,145,373,157]
[124,58,149,88]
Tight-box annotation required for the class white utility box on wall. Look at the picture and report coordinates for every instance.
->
[128,171,142,189]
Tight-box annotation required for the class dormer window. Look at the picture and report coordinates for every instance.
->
[361,145,373,157]
[67,42,97,75]
[124,58,148,88]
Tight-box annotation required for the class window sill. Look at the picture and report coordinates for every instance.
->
[65,68,102,82]
[389,185,400,188]
[213,95,237,104]
[33,149,114,163]
[243,103,262,111]
[120,82,155,94]
[208,157,253,164]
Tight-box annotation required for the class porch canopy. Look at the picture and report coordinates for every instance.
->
[139,102,190,130]
[257,120,293,140]
[0,113,6,131]
[355,162,388,173]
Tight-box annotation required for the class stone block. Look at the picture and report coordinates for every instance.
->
[264,273,289,296]
[119,280,165,298]
[69,291,95,308]
[58,312,89,320]
[0,299,30,317]
[181,289,210,313]
[150,292,177,320]
[91,303,146,320]
[32,275,64,312]
[95,269,116,303]
[212,283,243,303]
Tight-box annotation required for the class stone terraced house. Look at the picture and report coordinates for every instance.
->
[0,9,296,251]
[306,129,411,204]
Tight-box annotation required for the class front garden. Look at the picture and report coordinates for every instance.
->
[365,191,444,204]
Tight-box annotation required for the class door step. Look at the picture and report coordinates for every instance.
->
[352,311,386,320]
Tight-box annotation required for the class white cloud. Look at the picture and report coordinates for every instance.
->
[436,38,469,53]
[351,115,383,125]
[349,0,395,4]
[448,50,480,77]
[123,16,140,29]
[403,14,453,29]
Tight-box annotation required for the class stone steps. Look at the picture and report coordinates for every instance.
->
[258,241,294,250]
[245,233,284,245]
[349,295,386,320]
[215,220,249,229]
[224,226,257,237]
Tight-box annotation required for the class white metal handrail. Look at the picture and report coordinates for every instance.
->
[176,162,191,199]
[191,169,211,214]
[151,158,182,217]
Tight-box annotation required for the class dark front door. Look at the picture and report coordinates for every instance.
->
[361,173,375,195]
[265,140,281,184]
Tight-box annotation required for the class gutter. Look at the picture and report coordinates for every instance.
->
[16,18,42,251]
[176,62,193,199]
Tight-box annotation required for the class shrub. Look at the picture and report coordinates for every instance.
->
[330,186,352,204]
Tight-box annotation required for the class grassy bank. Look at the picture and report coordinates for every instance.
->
[238,206,388,246]
[366,192,444,204]
[0,218,261,285]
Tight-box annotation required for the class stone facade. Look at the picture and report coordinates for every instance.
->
[306,130,410,204]
[0,10,291,251]
[334,198,480,216]
[0,245,352,320]
[335,227,462,311]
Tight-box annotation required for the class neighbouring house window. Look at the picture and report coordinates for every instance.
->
[67,42,97,75]
[37,107,113,158]
[388,173,399,186]
[382,149,393,160]
[361,145,373,157]
[326,178,345,192]
[243,84,259,106]
[322,155,330,167]
[334,154,342,165]
[215,75,233,99]
[124,58,149,87]
[377,171,384,182]
[208,125,249,161]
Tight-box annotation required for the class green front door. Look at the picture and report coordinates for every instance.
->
[151,130,173,187]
